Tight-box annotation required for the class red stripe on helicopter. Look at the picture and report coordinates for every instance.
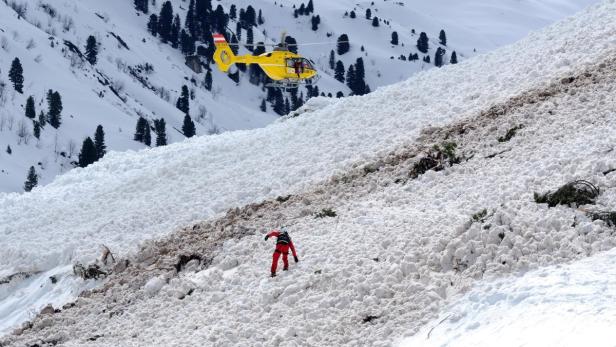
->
[212,34,226,43]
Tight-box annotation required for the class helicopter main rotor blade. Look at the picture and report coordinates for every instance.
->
[224,41,350,47]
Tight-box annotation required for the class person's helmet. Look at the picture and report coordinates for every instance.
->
[280,226,288,234]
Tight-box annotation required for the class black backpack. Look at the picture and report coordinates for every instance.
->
[277,231,291,245]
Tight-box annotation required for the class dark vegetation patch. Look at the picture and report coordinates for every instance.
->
[534,180,600,207]
[409,142,461,179]
[362,315,379,324]
[315,208,337,218]
[276,195,291,203]
[498,125,523,142]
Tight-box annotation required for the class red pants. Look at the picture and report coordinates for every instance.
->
[271,244,289,274]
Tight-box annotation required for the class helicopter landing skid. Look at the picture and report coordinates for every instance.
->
[265,75,321,90]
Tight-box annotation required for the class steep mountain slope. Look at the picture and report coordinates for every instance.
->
[402,248,616,347]
[1,0,615,343]
[0,0,599,193]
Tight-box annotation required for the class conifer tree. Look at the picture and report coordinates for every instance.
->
[329,50,335,69]
[154,118,168,146]
[176,85,190,114]
[439,29,447,46]
[260,99,267,112]
[134,0,148,13]
[78,137,98,168]
[334,60,345,82]
[311,15,320,31]
[350,10,356,18]
[229,4,237,19]
[25,96,36,119]
[235,22,242,42]
[298,3,306,16]
[180,30,195,55]
[85,35,98,65]
[306,0,314,13]
[273,91,285,115]
[24,166,38,192]
[284,97,290,115]
[258,9,264,25]
[417,32,429,53]
[353,57,367,95]
[204,70,213,91]
[148,14,158,36]
[230,34,240,55]
[246,27,254,51]
[94,125,106,159]
[170,15,181,48]
[158,1,174,42]
[33,121,41,139]
[212,5,228,34]
[6,145,12,154]
[9,57,24,93]
[182,114,196,137]
[391,31,398,45]
[337,34,349,55]
[134,116,147,142]
[365,8,371,19]
[372,16,379,27]
[346,65,356,92]
[185,0,197,38]
[144,121,152,146]
[38,110,46,128]
[245,6,256,27]
[450,51,458,64]
[48,90,63,129]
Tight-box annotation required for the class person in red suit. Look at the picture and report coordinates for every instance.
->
[265,228,299,277]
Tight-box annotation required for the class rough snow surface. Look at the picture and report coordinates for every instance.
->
[1,0,616,340]
[4,37,616,344]
[2,0,614,276]
[400,248,616,347]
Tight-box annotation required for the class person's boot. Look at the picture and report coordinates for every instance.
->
[271,272,276,277]
[283,266,288,271]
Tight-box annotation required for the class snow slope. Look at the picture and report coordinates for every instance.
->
[0,0,277,193]
[0,0,599,193]
[400,248,616,347]
[4,30,616,344]
[1,0,616,341]
[2,0,613,277]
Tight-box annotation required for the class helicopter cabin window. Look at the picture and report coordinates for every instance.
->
[286,58,314,71]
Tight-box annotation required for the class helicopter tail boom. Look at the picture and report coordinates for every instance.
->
[212,34,235,72]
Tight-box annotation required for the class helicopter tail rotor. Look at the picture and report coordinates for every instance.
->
[212,33,236,72]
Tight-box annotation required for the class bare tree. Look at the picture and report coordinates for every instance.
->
[16,119,31,144]
[68,139,76,158]
[0,36,8,51]
[7,116,14,131]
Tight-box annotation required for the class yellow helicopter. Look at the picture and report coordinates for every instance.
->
[212,32,319,88]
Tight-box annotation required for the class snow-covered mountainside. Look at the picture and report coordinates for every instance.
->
[2,0,616,345]
[0,0,599,193]
[400,248,616,347]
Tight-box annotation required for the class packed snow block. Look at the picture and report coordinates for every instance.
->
[175,254,202,273]
[143,276,166,297]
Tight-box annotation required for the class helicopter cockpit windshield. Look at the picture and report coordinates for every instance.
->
[286,58,314,72]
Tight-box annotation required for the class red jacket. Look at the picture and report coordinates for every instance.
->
[266,230,297,257]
